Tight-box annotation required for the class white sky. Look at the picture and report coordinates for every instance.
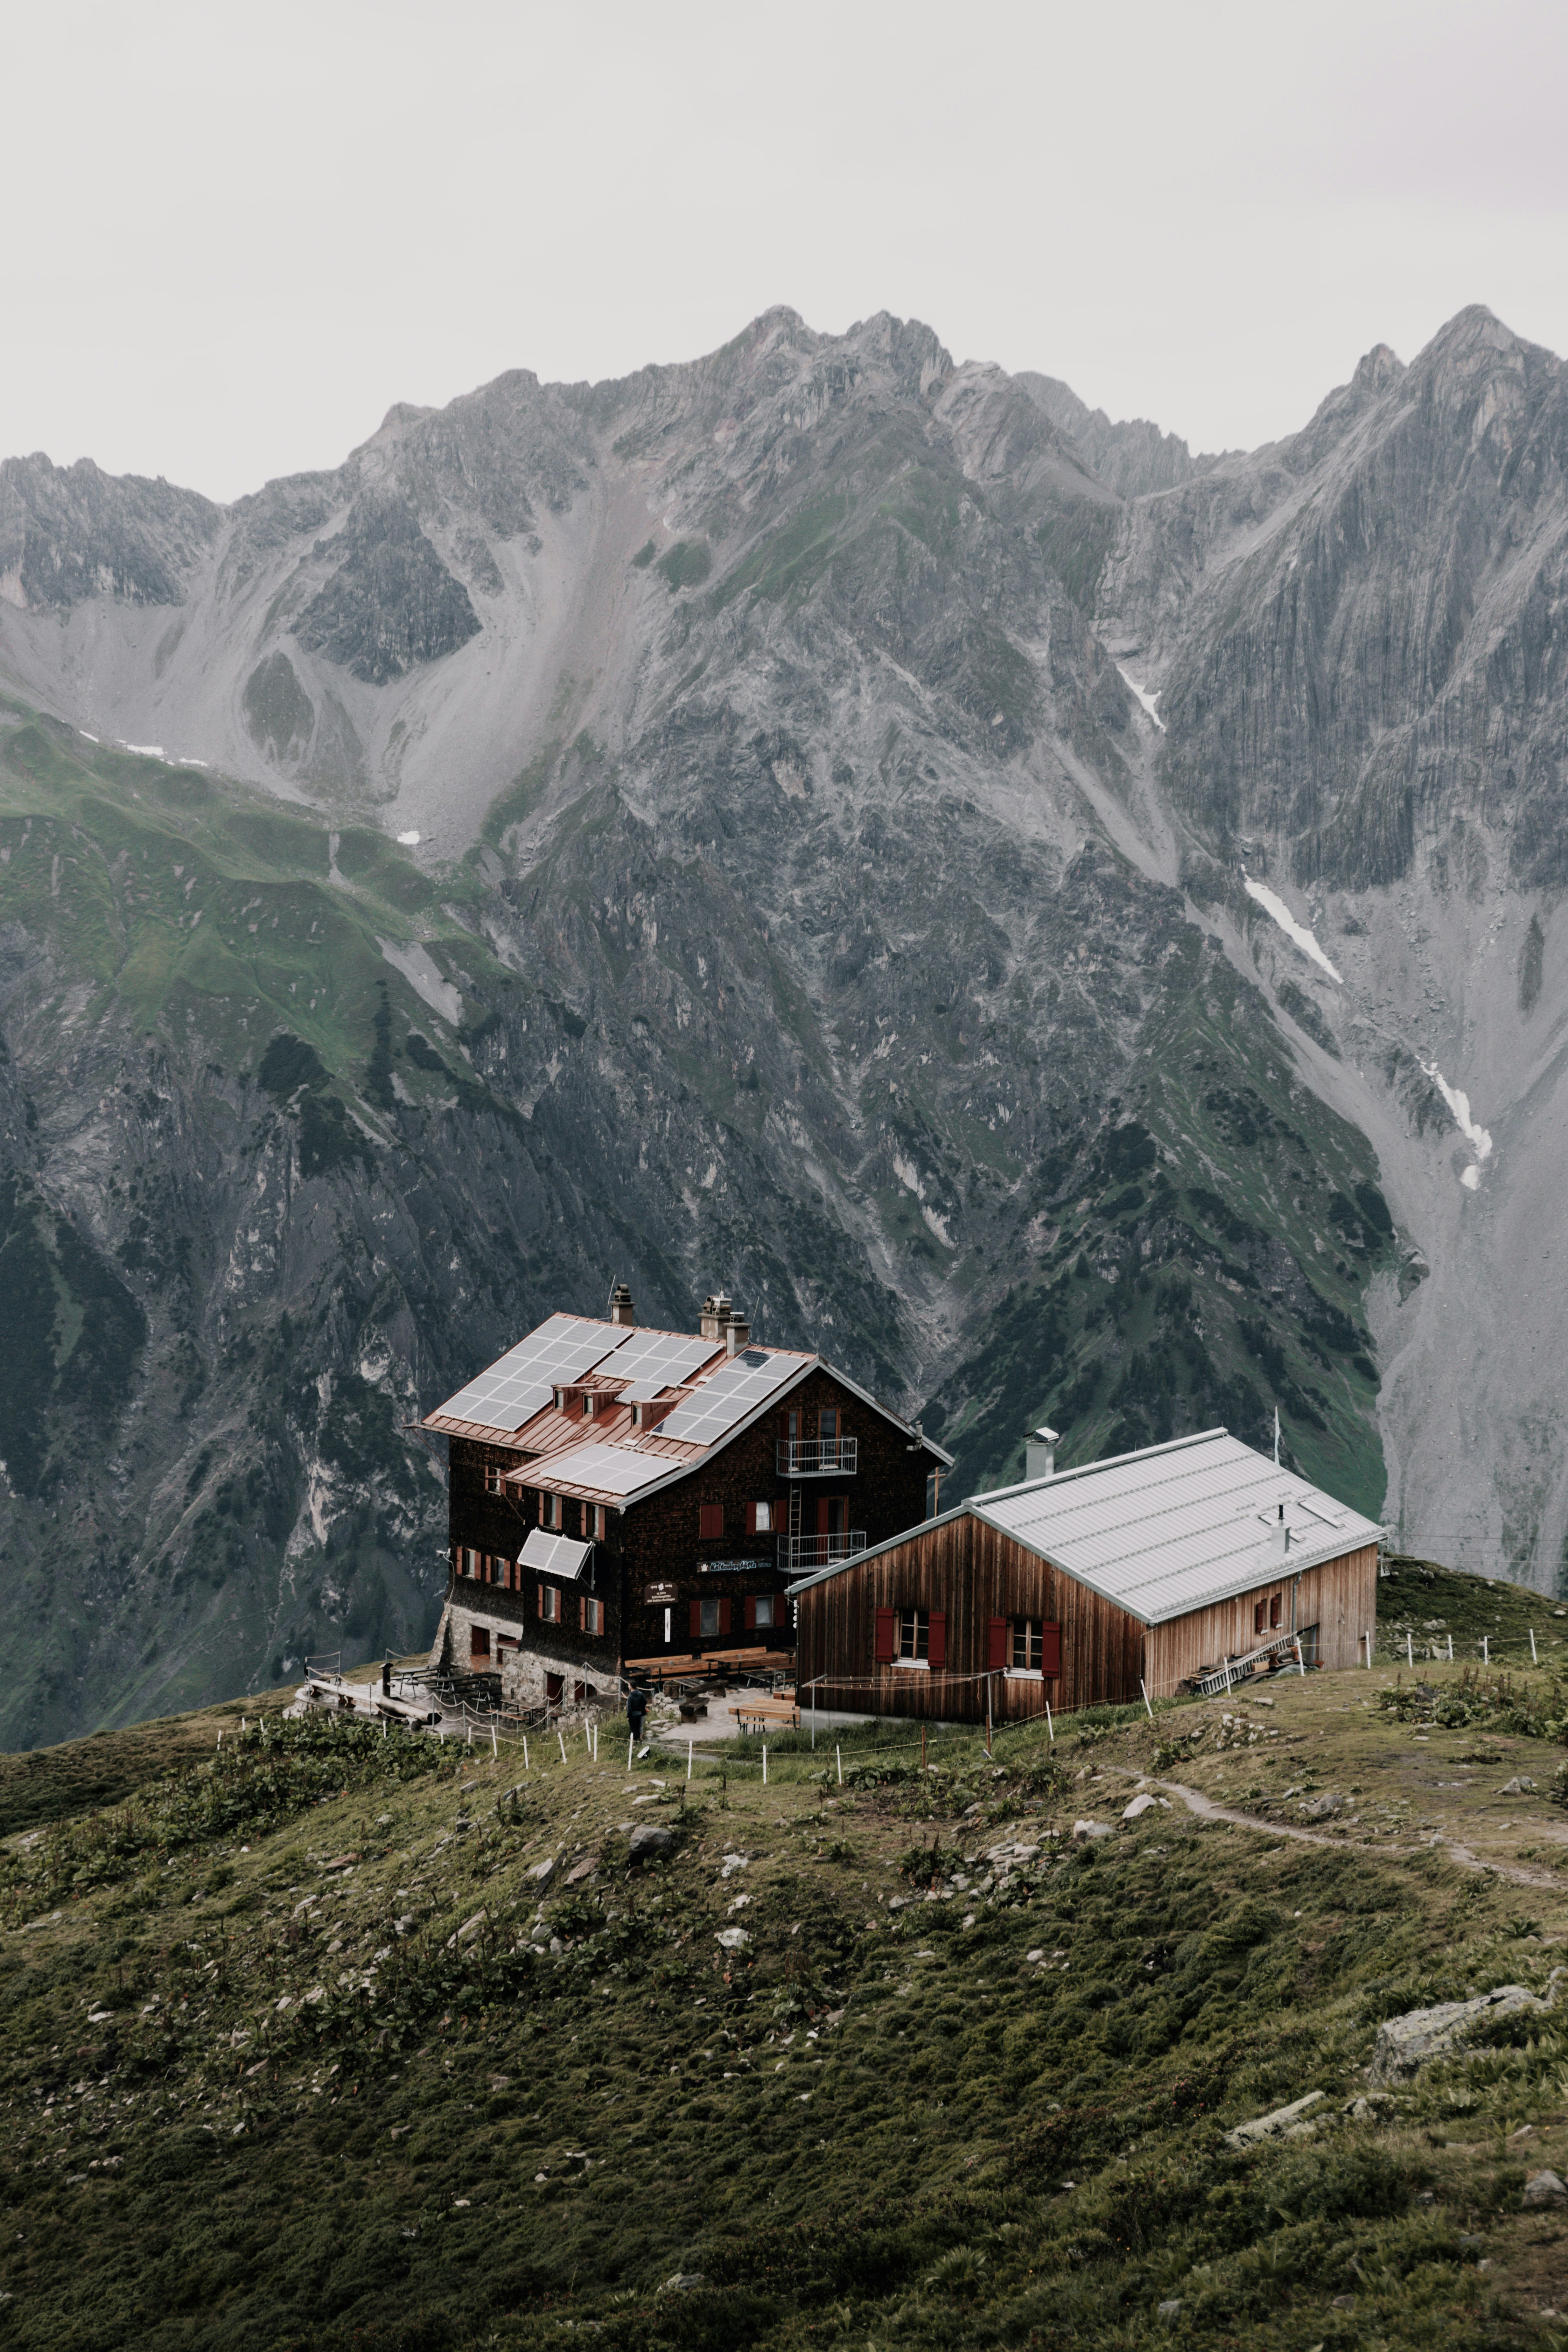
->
[5,0,1566,502]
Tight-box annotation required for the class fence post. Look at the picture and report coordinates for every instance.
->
[1363,1631,1371,1668]
[1045,1701,1053,1744]
[491,1721,498,1759]
[836,1744,842,1786]
[687,1740,694,1782]
[1483,1635,1489,1665]
[628,1734,634,1774]
[762,1746,768,1787]
[1531,1628,1539,1665]
[1140,1680,1153,1721]
[1448,1634,1454,1663]
[1406,1632,1413,1667]
[467,1715,473,1749]
[1295,1638,1304,1675]
[986,1676,993,1759]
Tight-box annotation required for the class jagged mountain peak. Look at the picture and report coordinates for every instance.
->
[1350,342,1405,395]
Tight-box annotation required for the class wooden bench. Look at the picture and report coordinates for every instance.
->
[732,1692,800,1734]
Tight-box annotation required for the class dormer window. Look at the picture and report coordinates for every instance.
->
[553,1388,566,1413]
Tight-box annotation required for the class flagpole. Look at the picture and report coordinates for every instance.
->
[1273,1407,1280,1468]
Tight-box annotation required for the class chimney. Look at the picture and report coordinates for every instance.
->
[699,1291,731,1342]
[1025,1424,1059,1482]
[608,1280,636,1328]
[1269,1500,1290,1560]
[724,1305,750,1356]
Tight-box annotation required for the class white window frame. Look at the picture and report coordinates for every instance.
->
[540,1584,561,1624]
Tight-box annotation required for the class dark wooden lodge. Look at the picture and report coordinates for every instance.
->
[422,1286,950,1711]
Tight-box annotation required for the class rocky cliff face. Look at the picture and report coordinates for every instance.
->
[2,300,1559,1740]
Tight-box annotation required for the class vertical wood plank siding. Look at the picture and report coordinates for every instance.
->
[797,1518,1144,1721]
[1143,1544,1378,1691]
[796,1521,1380,1722]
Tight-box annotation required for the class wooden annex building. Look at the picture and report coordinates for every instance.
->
[789,1429,1382,1722]
[422,1284,951,1712]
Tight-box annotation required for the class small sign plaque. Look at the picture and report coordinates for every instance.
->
[644,1582,677,1605]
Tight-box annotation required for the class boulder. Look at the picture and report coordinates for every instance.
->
[1222,2090,1326,2149]
[1368,1985,1545,2084]
[628,1824,674,1864]
[715,1927,751,1951]
[457,1912,487,1945]
[1499,1777,1536,1794]
[526,1858,556,1886]
[1072,1819,1113,1841]
[1524,2171,1568,2207]
[1123,1793,1157,1822]
[1297,1792,1343,1819]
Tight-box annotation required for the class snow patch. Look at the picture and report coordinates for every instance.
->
[79,731,99,743]
[1115,666,1166,732]
[1422,1061,1493,1182]
[1241,874,1343,983]
[377,938,463,1027]
[177,756,209,769]
[122,743,164,760]
[396,830,421,846]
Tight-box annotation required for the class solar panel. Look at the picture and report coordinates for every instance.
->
[519,1529,593,1580]
[657,1349,788,1447]
[597,1329,718,1392]
[433,1314,630,1429]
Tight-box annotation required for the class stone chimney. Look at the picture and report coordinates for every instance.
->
[723,1306,750,1357]
[608,1280,636,1328]
[699,1291,732,1342]
[1025,1424,1059,1481]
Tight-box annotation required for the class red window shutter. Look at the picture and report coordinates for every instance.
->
[987,1616,1007,1672]
[928,1610,947,1668]
[718,1597,732,1637]
[817,1497,830,1534]
[745,1595,757,1630]
[874,1606,896,1664]
[1270,1595,1282,1628]
[1040,1622,1062,1677]
[746,1502,758,1536]
[536,1582,544,1615]
[690,1597,703,1639]
[578,1594,586,1631]
[700,1504,723,1541]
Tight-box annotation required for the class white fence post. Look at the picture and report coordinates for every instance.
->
[762,1746,768,1786]
[558,1728,568,1763]
[1045,1701,1053,1744]
[1483,1635,1490,1665]
[836,1744,842,1786]
[1448,1634,1454,1662]
[687,1740,694,1781]
[1531,1628,1539,1665]
[1140,1680,1153,1721]
[1406,1633,1413,1667]
[628,1734,634,1773]
[523,1735,529,1771]
[491,1721,498,1759]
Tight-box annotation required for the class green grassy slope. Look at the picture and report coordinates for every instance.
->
[5,1621,1568,2349]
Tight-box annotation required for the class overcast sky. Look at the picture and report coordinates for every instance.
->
[6,0,1565,502]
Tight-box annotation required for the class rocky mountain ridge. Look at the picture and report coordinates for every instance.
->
[0,301,1562,1741]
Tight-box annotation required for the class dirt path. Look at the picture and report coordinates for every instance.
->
[1116,1770,1568,1893]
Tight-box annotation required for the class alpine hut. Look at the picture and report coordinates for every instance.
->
[788,1428,1381,1722]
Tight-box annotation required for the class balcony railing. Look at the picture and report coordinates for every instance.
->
[776,1437,859,1476]
[778,1530,867,1573]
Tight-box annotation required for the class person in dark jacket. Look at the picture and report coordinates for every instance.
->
[626,1685,649,1743]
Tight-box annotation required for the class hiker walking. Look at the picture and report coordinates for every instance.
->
[626,1684,649,1743]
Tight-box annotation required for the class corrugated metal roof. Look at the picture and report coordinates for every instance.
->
[789,1429,1382,1624]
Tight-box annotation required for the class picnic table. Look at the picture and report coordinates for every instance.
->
[732,1690,799,1734]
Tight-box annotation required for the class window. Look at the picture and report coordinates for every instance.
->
[692,1596,731,1639]
[581,1595,605,1636]
[1254,1600,1266,1636]
[699,1503,724,1542]
[538,1583,561,1624]
[484,1464,503,1496]
[877,1606,946,1667]
[747,1500,775,1534]
[489,1555,507,1586]
[471,1626,490,1659]
[1011,1618,1044,1671]
[747,1593,778,1630]
[541,1492,561,1530]
[1270,1594,1282,1629]
[592,1504,607,1540]
[820,1407,838,1444]
[462,1547,479,1578]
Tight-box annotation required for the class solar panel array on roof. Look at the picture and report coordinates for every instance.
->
[594,1328,717,1393]
[432,1314,629,1430]
[657,1349,790,1447]
[517,1441,677,1500]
